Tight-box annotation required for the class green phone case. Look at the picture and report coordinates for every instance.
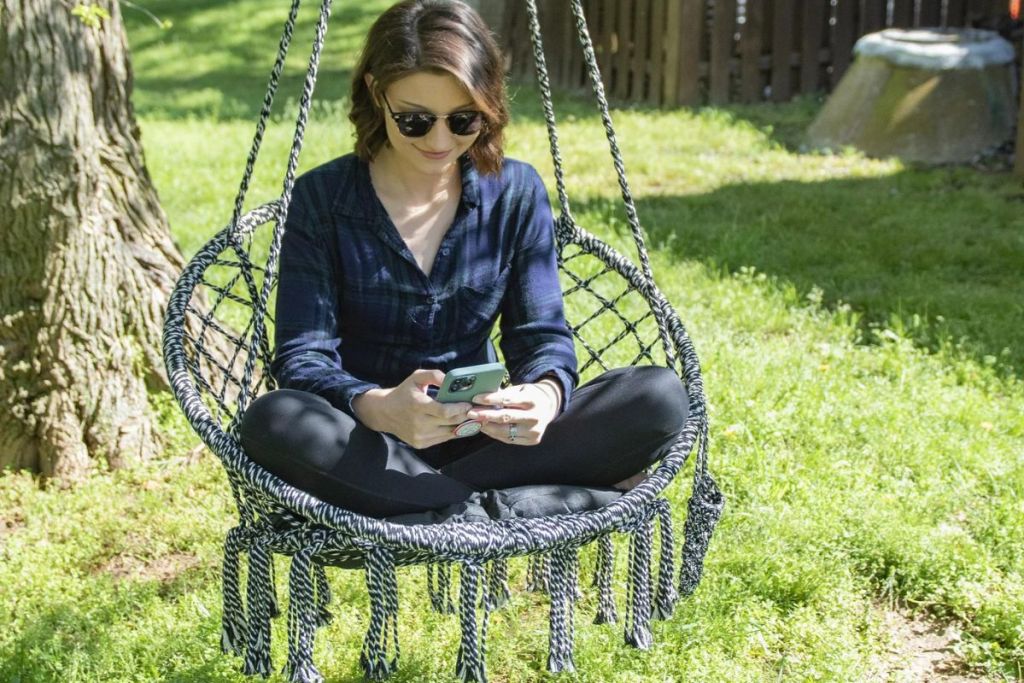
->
[435,362,508,403]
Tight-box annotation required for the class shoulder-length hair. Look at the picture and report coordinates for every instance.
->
[349,0,509,175]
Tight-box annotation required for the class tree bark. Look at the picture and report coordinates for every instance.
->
[0,0,185,481]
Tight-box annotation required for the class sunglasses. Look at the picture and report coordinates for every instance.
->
[381,92,485,138]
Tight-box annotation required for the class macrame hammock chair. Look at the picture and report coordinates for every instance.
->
[161,0,723,680]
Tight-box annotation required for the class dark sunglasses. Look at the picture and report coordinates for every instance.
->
[381,92,485,138]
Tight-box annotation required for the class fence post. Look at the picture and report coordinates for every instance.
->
[1016,49,1024,176]
[771,0,797,102]
[710,0,736,104]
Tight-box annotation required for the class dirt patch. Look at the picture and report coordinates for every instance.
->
[0,512,26,538]
[98,550,201,583]
[870,604,994,682]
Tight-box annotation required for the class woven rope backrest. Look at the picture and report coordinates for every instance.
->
[558,240,673,384]
[174,204,675,435]
[174,203,282,437]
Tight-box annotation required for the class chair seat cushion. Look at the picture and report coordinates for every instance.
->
[384,484,624,525]
[263,485,624,568]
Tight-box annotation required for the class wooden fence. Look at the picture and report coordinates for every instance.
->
[488,0,1015,105]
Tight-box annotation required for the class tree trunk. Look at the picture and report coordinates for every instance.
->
[0,0,185,481]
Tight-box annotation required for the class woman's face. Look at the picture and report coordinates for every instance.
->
[374,71,482,177]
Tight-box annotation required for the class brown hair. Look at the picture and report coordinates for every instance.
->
[349,0,509,175]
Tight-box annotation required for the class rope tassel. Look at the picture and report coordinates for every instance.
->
[313,563,333,627]
[486,559,510,611]
[428,563,456,614]
[567,547,582,602]
[283,545,324,683]
[679,472,725,597]
[624,514,654,650]
[243,540,274,677]
[653,499,679,620]
[269,555,281,619]
[546,548,577,673]
[455,561,488,683]
[360,548,400,681]
[526,553,550,593]
[221,527,247,656]
[593,533,617,624]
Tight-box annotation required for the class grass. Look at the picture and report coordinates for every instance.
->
[2,0,1023,681]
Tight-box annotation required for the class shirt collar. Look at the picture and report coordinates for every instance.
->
[334,152,480,219]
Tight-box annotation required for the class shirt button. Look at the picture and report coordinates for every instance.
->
[428,294,438,304]
[441,247,450,256]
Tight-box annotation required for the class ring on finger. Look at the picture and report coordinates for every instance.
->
[508,423,518,442]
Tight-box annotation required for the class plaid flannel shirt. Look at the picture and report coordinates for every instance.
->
[270,153,578,418]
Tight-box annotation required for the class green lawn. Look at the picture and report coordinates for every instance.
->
[1,1,1023,681]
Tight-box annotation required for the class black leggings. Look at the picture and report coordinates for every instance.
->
[239,366,688,518]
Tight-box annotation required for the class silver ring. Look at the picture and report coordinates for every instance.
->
[508,423,518,442]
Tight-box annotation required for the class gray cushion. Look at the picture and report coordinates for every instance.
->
[385,485,623,525]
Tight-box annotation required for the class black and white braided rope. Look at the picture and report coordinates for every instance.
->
[593,532,618,625]
[623,509,655,650]
[220,525,250,656]
[653,498,680,620]
[360,546,400,680]
[239,0,332,419]
[455,561,487,682]
[243,537,275,676]
[283,533,329,683]
[546,546,577,673]
[485,558,511,611]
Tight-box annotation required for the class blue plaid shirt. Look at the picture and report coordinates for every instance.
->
[270,153,578,419]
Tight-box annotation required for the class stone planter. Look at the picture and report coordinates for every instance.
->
[806,28,1017,164]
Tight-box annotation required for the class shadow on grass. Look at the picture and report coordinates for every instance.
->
[573,171,1024,378]
[124,0,383,121]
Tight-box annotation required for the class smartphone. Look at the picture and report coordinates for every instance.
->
[434,362,508,404]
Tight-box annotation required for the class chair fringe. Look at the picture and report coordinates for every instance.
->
[428,562,456,614]
[269,555,281,618]
[243,540,274,676]
[485,559,510,611]
[546,547,577,673]
[283,544,324,683]
[455,561,488,683]
[221,526,248,656]
[653,498,679,620]
[593,533,617,624]
[360,547,400,681]
[313,563,333,626]
[623,513,654,650]
[679,472,725,597]
[526,553,550,593]
[567,546,582,602]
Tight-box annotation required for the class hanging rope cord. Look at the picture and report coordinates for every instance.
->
[524,0,712,483]
[523,0,676,369]
[232,0,334,418]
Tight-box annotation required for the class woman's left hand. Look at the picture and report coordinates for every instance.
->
[466,380,561,446]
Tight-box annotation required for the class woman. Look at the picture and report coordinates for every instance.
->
[239,0,688,521]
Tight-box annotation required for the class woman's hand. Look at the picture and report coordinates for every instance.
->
[352,369,473,449]
[466,378,562,446]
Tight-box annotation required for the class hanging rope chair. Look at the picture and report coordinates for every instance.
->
[162,1,723,681]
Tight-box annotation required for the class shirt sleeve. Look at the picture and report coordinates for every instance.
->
[499,167,579,411]
[269,178,380,418]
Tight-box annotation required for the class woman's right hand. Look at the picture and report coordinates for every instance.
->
[351,369,474,449]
